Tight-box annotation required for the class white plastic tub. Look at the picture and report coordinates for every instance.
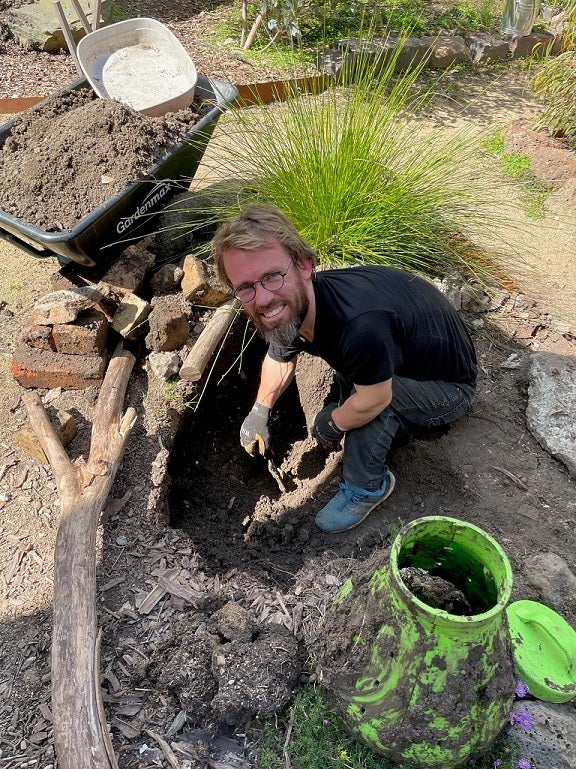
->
[76,18,198,117]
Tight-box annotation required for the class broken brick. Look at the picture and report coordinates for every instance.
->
[52,309,109,355]
[29,284,110,326]
[11,345,107,389]
[102,242,156,297]
[21,324,56,351]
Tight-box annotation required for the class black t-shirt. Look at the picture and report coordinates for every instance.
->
[268,266,477,386]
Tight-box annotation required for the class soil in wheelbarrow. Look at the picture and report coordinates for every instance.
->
[0,86,203,230]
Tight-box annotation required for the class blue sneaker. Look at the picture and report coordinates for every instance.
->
[315,471,396,533]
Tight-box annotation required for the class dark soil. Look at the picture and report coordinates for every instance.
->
[0,85,205,230]
[167,309,576,602]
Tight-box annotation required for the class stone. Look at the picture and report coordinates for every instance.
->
[149,263,184,293]
[52,309,109,355]
[11,345,107,389]
[145,307,189,352]
[180,254,229,307]
[526,352,576,478]
[29,284,109,326]
[525,552,576,620]
[510,31,563,59]
[14,409,77,463]
[425,35,472,69]
[101,242,156,298]
[507,700,576,769]
[465,32,509,62]
[5,0,112,52]
[111,294,152,339]
[147,351,181,380]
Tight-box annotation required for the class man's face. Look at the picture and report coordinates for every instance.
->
[223,240,312,346]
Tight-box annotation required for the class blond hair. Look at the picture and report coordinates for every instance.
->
[211,205,317,288]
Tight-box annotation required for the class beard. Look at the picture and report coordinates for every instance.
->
[251,291,309,347]
[262,315,303,346]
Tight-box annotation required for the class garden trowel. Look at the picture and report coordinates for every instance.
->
[255,433,288,493]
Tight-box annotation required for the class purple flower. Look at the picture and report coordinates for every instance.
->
[509,711,517,725]
[516,707,533,731]
[322,719,330,725]
[493,760,503,768]
[515,680,529,698]
[518,759,532,769]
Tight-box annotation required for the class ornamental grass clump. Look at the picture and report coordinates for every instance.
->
[530,2,576,148]
[189,34,516,287]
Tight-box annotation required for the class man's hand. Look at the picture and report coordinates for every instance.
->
[240,402,271,456]
[313,403,345,450]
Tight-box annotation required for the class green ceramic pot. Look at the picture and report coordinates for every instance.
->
[324,516,516,769]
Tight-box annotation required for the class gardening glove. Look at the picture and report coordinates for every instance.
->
[313,402,345,450]
[240,402,271,457]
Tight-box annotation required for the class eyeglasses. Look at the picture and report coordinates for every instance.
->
[232,261,294,303]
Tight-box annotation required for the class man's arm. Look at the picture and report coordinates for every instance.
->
[331,379,393,431]
[240,353,297,456]
[254,352,298,408]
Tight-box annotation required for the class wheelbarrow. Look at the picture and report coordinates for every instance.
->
[0,73,237,267]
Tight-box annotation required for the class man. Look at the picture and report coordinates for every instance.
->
[211,205,477,533]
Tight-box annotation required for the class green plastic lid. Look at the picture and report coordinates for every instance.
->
[507,599,576,703]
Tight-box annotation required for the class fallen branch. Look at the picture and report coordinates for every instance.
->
[23,344,137,769]
[180,299,240,382]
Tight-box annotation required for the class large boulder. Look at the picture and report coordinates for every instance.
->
[5,0,113,52]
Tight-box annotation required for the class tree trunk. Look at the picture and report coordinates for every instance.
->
[23,345,137,769]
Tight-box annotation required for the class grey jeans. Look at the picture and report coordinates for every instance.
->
[339,375,476,490]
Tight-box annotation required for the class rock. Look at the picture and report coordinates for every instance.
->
[101,242,156,297]
[525,552,576,622]
[425,35,472,69]
[465,32,509,62]
[180,255,229,307]
[149,263,184,293]
[14,409,77,463]
[111,294,152,339]
[29,285,109,326]
[506,700,576,769]
[145,297,190,352]
[526,352,576,478]
[5,0,112,52]
[147,351,181,380]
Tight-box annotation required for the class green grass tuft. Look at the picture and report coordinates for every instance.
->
[189,35,517,289]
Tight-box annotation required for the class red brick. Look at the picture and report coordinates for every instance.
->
[11,345,107,390]
[52,309,109,355]
[20,324,56,351]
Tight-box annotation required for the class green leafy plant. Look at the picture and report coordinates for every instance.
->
[188,35,517,287]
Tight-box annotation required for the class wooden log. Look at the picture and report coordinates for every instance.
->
[179,299,240,382]
[23,344,137,769]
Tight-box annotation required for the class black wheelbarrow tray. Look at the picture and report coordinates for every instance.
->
[0,75,238,266]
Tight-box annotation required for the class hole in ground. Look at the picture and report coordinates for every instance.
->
[167,325,393,590]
